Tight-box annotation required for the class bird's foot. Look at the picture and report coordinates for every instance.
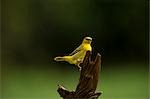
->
[77,65,82,71]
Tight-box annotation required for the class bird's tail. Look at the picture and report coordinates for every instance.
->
[54,56,66,61]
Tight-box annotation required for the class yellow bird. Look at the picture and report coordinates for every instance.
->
[54,37,92,70]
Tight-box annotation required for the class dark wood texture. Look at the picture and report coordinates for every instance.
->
[57,51,102,99]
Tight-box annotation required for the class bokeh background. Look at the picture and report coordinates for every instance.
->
[1,0,149,99]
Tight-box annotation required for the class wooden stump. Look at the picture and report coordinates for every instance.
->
[57,51,102,99]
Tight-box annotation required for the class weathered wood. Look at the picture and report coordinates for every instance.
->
[57,51,102,99]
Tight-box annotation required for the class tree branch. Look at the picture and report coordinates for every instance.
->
[57,51,102,99]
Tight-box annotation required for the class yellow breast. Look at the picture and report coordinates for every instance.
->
[83,44,92,51]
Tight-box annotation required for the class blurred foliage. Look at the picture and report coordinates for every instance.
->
[1,64,148,99]
[1,0,149,99]
[2,0,148,65]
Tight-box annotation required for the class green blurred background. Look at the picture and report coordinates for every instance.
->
[1,0,149,99]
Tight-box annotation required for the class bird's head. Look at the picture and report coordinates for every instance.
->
[82,37,92,44]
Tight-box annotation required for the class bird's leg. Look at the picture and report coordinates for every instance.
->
[76,59,82,71]
[77,64,82,71]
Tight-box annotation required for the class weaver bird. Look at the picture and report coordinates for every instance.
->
[54,37,92,70]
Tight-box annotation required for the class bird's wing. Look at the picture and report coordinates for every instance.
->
[69,45,82,56]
